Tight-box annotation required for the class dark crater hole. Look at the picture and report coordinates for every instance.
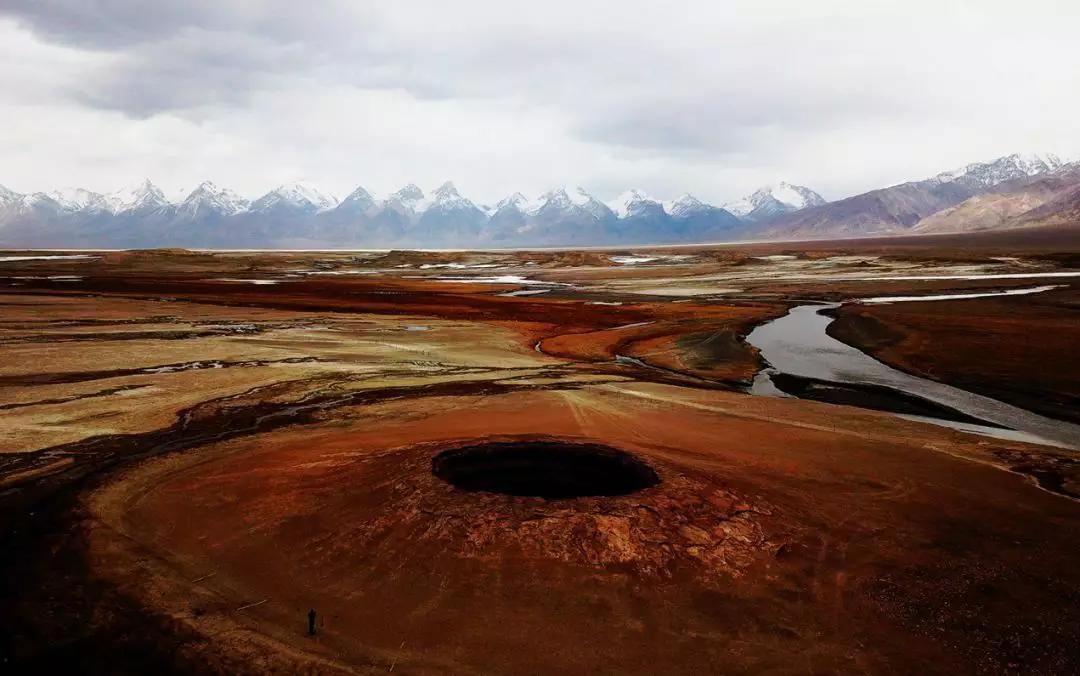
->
[432,440,661,499]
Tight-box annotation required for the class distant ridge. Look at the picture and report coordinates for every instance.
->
[0,153,1073,248]
[763,153,1072,240]
[0,181,746,248]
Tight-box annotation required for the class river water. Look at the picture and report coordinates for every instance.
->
[746,289,1080,450]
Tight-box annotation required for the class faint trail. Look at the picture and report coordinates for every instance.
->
[0,384,151,411]
[597,383,879,440]
[0,357,324,386]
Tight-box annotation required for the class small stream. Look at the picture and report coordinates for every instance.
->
[746,288,1080,449]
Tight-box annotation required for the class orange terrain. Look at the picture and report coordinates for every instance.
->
[91,384,1080,674]
[0,246,1078,675]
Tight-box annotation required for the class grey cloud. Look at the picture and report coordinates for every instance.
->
[2,1,239,48]
[2,1,380,114]
[0,1,1077,204]
[71,28,314,116]
[4,0,898,148]
[1,1,361,49]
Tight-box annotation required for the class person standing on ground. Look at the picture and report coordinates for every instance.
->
[308,608,317,636]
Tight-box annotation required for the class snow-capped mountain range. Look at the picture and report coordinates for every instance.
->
[933,153,1066,188]
[0,153,1071,248]
[0,179,751,247]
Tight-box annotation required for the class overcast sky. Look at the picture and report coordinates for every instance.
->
[1,1,1077,205]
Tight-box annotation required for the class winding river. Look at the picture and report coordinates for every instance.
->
[746,287,1080,450]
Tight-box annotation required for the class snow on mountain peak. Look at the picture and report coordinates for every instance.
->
[935,152,1068,187]
[566,186,595,208]
[539,187,569,205]
[392,184,424,201]
[1015,152,1065,170]
[418,182,481,214]
[496,192,545,215]
[50,187,112,212]
[1005,152,1066,175]
[384,184,433,212]
[338,185,376,210]
[497,192,527,209]
[0,184,21,204]
[663,194,707,217]
[723,193,757,218]
[542,185,583,205]
[433,181,459,198]
[724,182,824,218]
[107,179,168,212]
[608,189,658,218]
[537,186,612,220]
[181,181,249,216]
[770,182,825,210]
[265,182,338,211]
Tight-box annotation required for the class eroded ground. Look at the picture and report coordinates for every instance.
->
[1,242,1078,674]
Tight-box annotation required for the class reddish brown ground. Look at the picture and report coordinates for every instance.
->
[1,245,1078,675]
[90,384,1080,674]
[831,285,1080,423]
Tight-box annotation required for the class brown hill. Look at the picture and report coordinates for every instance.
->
[916,167,1080,234]
[760,156,1076,241]
[763,178,981,239]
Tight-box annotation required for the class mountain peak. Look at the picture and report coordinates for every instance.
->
[268,182,337,210]
[180,181,249,216]
[495,192,546,215]
[338,185,375,209]
[381,184,436,215]
[543,185,590,205]
[568,186,595,206]
[663,193,709,218]
[497,192,528,209]
[108,179,168,212]
[608,189,658,218]
[191,180,221,193]
[49,187,111,212]
[535,186,612,221]
[345,185,373,199]
[671,193,702,207]
[434,181,459,198]
[392,184,424,201]
[935,152,1069,188]
[725,182,824,219]
[426,182,479,213]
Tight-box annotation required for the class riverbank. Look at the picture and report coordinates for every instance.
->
[829,285,1080,424]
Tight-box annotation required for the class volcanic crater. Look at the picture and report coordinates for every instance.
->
[339,433,777,581]
[431,440,661,498]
